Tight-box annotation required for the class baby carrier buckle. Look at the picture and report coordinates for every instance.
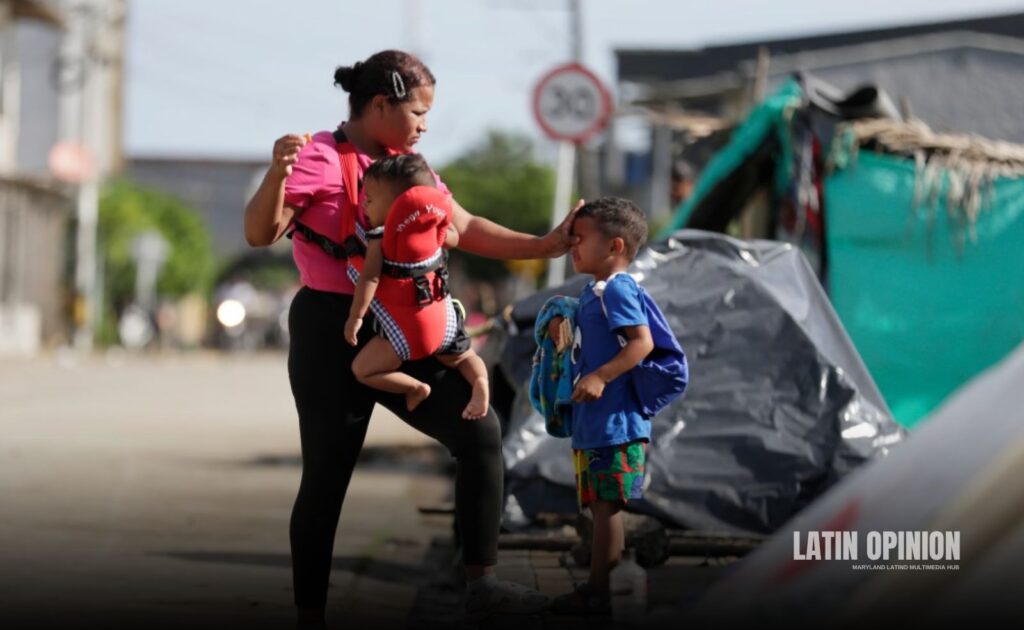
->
[414,275,434,306]
[434,266,450,300]
[342,234,365,258]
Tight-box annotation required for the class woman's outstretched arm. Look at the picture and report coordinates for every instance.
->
[450,198,583,260]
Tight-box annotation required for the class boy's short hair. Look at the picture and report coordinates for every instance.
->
[671,159,695,183]
[364,153,436,192]
[575,197,648,259]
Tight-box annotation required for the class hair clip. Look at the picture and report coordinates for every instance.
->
[391,71,407,98]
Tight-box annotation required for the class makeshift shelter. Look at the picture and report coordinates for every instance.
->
[491,231,904,536]
[663,75,1024,426]
[689,340,1024,624]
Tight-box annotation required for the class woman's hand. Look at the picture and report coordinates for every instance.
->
[271,134,309,178]
[344,316,363,346]
[244,133,309,247]
[539,199,584,258]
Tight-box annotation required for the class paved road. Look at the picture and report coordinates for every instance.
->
[0,351,450,629]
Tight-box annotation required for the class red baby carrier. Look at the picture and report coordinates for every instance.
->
[287,129,453,360]
[286,129,451,306]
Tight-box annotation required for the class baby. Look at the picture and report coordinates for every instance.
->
[343,153,489,419]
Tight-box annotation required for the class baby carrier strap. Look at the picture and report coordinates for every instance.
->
[333,128,361,245]
[286,128,363,259]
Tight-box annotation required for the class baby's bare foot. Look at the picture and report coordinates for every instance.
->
[406,383,431,411]
[462,379,489,420]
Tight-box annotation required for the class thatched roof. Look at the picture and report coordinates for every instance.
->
[842,118,1024,171]
[832,118,1024,248]
[1,1,65,28]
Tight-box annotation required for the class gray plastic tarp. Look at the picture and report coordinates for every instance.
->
[689,340,1024,623]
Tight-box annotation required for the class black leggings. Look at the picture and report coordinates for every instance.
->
[286,286,504,609]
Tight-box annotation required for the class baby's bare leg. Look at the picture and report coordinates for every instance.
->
[353,336,431,411]
[438,349,489,420]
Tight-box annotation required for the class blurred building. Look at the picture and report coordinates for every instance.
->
[608,10,1024,218]
[125,156,269,260]
[0,0,126,356]
[1,1,67,356]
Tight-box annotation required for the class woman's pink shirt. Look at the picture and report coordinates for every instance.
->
[283,127,450,294]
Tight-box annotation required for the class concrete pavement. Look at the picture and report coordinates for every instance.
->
[0,351,449,629]
[410,539,739,629]
[0,351,738,629]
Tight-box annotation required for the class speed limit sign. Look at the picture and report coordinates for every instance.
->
[533,62,613,144]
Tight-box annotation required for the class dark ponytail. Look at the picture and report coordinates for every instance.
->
[333,62,364,92]
[333,50,435,118]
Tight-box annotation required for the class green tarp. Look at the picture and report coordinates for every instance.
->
[661,79,1024,427]
[826,151,1024,426]
[661,79,802,235]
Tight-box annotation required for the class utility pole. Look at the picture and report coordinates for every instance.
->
[572,0,600,223]
[403,0,423,60]
[545,140,575,288]
[61,0,123,352]
[509,0,606,288]
[545,0,584,289]
[569,0,582,61]
[61,1,99,352]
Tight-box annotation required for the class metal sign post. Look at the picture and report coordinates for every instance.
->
[532,62,612,287]
[547,141,576,288]
[129,230,169,313]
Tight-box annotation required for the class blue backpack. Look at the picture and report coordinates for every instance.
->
[596,274,689,419]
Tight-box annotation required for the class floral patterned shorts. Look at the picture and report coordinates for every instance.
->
[572,440,647,509]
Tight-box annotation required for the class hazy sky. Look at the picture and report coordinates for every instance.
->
[124,0,1024,166]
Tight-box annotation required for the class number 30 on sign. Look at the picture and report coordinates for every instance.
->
[532,62,613,144]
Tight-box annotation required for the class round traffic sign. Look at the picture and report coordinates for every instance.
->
[532,62,613,143]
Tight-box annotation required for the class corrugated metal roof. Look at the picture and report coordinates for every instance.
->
[616,11,1024,82]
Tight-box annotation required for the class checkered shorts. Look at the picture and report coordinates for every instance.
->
[346,264,469,360]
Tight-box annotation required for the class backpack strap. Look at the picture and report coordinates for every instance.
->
[593,271,629,320]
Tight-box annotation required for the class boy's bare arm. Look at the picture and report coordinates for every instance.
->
[594,325,654,383]
[344,240,383,345]
[572,325,654,402]
[351,240,383,318]
[444,224,459,249]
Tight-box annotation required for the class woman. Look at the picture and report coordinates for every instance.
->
[244,50,579,627]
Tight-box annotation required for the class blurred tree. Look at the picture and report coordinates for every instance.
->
[440,130,556,281]
[96,180,214,343]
